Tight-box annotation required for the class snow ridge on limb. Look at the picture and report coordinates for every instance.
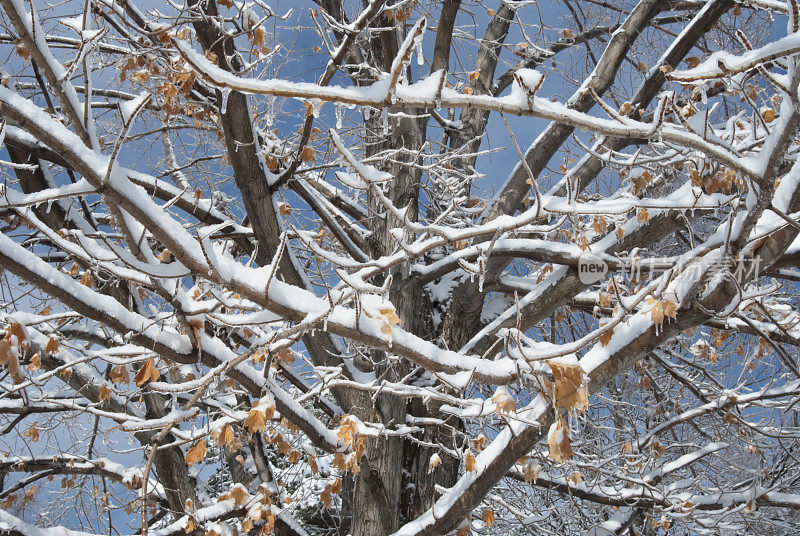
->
[177,39,751,177]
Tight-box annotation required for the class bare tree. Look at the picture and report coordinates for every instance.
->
[0,0,799,535]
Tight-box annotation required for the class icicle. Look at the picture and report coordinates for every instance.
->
[219,88,231,114]
[266,95,275,127]
[382,107,389,135]
[46,199,54,214]
[311,98,323,118]
[478,255,486,292]
[415,37,424,66]
[335,104,343,129]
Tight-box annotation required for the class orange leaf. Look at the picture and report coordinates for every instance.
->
[5,322,28,349]
[244,408,267,433]
[599,328,614,347]
[80,271,94,288]
[110,365,130,384]
[251,27,266,46]
[428,453,441,472]
[44,337,59,355]
[15,41,30,60]
[593,217,608,234]
[275,347,294,364]
[300,146,315,162]
[663,299,677,319]
[378,307,401,325]
[27,352,41,371]
[522,460,541,482]
[214,424,234,447]
[464,450,476,472]
[337,416,358,446]
[133,358,160,386]
[647,297,664,326]
[492,387,516,414]
[23,423,39,442]
[544,359,586,411]
[185,440,207,466]
[0,339,23,384]
[230,484,248,506]
[547,417,573,463]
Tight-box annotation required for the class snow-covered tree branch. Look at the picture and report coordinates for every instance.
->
[1,0,800,535]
